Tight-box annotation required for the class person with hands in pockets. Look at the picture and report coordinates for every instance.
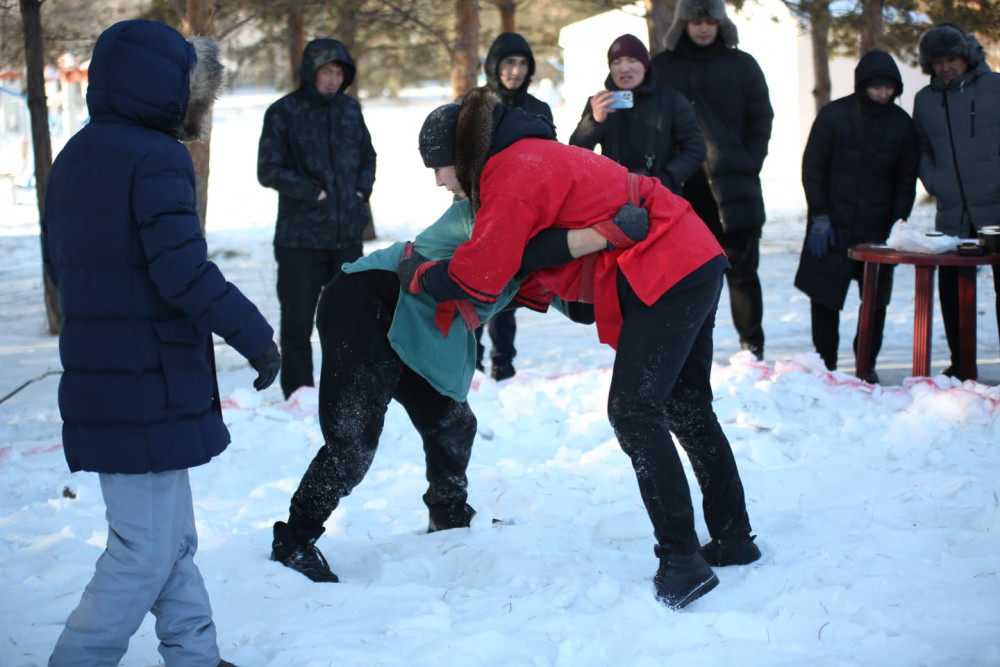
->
[257,38,376,399]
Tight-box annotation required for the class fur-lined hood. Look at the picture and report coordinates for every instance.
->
[86,20,222,143]
[454,87,556,213]
[918,23,985,75]
[663,0,739,52]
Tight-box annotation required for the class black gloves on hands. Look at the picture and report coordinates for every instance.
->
[806,215,836,258]
[592,202,650,250]
[397,242,437,294]
[250,341,280,391]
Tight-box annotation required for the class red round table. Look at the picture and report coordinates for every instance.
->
[847,243,1000,381]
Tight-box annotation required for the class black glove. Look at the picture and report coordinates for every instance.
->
[806,215,836,258]
[397,242,437,293]
[592,202,649,250]
[249,341,280,391]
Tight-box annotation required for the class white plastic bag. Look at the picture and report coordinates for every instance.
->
[884,220,959,254]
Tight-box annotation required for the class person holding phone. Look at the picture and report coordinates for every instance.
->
[569,34,705,195]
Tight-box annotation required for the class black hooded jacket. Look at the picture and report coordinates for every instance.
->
[483,32,554,125]
[258,39,377,250]
[651,31,773,232]
[568,71,705,194]
[794,50,919,310]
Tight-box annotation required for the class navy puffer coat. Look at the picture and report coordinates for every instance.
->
[42,20,275,474]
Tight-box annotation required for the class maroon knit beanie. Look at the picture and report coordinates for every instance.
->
[607,34,650,69]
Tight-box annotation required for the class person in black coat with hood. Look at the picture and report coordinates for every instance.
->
[475,32,556,381]
[795,51,919,382]
[651,0,773,360]
[258,39,377,399]
[569,33,705,195]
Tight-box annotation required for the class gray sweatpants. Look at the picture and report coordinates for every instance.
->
[49,469,220,667]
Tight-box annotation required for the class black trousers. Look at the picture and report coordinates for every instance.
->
[474,306,517,366]
[288,270,476,527]
[684,178,765,355]
[274,245,362,399]
[607,271,752,555]
[811,261,894,372]
[938,264,1000,379]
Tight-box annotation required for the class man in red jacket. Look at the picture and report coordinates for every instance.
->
[401,88,760,609]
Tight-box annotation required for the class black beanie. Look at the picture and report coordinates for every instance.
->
[418,103,460,168]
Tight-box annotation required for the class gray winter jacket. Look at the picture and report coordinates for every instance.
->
[913,60,1000,235]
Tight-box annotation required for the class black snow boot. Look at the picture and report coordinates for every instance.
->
[653,545,719,610]
[699,535,761,567]
[426,499,477,533]
[270,521,338,582]
[490,361,515,381]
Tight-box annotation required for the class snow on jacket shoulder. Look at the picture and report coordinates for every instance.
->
[42,20,274,474]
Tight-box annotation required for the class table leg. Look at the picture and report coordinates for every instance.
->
[856,262,879,381]
[957,265,978,380]
[912,266,935,377]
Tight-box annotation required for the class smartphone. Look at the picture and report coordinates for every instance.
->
[607,90,634,110]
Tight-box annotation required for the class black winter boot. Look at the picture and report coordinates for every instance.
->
[270,521,339,582]
[699,535,761,567]
[426,500,477,533]
[652,545,719,610]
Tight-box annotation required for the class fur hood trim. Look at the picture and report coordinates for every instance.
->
[173,35,223,143]
[917,23,984,75]
[663,0,739,51]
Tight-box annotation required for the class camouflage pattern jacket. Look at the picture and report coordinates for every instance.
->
[258,39,377,250]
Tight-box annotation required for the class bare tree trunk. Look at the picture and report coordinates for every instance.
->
[810,3,833,113]
[184,0,216,232]
[451,0,480,98]
[860,0,883,54]
[20,0,60,334]
[288,7,305,89]
[645,0,677,56]
[497,0,515,32]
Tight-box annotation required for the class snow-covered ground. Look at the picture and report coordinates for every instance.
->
[1,91,999,667]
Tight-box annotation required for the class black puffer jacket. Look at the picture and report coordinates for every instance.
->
[568,72,705,194]
[651,32,773,232]
[258,39,377,250]
[794,50,919,310]
[483,32,554,125]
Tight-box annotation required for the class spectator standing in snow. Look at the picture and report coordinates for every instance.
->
[42,20,279,666]
[795,50,918,383]
[912,24,1000,381]
[650,0,773,360]
[268,103,641,583]
[473,32,556,382]
[257,39,377,399]
[569,33,705,196]
[398,88,760,610]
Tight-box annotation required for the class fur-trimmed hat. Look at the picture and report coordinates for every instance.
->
[418,103,461,168]
[917,23,984,75]
[663,0,739,52]
[608,34,650,70]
